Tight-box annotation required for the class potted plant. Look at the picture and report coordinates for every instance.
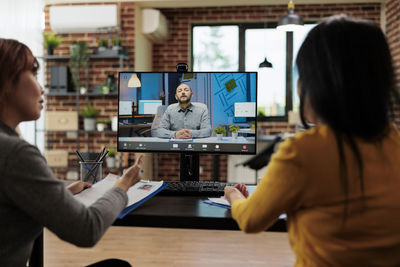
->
[249,121,256,130]
[80,103,99,131]
[100,81,115,94]
[96,118,106,131]
[98,38,108,52]
[106,148,116,168]
[229,125,240,139]
[112,36,122,50]
[69,41,89,92]
[43,31,62,55]
[213,126,226,141]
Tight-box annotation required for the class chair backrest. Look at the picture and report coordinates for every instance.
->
[151,105,167,137]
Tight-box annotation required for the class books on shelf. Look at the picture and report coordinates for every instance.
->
[74,173,166,219]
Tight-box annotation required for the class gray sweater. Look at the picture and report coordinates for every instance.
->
[0,121,128,267]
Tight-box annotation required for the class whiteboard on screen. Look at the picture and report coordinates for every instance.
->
[234,102,256,117]
[119,101,132,115]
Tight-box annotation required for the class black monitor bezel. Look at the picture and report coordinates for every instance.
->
[117,71,257,155]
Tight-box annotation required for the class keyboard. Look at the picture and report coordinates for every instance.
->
[158,181,233,197]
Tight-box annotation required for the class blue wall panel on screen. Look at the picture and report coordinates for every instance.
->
[212,73,250,126]
[140,73,162,100]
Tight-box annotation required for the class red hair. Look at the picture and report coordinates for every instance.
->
[0,38,39,107]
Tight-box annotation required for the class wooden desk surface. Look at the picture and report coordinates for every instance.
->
[44,226,295,267]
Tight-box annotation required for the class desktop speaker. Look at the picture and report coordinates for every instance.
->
[50,66,72,93]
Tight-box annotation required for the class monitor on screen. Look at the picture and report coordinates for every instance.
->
[117,72,257,155]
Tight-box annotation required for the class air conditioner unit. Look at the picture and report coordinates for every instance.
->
[50,5,118,34]
[142,9,168,43]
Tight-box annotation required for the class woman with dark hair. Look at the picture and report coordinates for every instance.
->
[225,14,400,266]
[0,38,142,267]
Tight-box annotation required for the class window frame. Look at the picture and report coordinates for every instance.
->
[191,22,293,122]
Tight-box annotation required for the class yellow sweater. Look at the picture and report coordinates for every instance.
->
[232,124,400,266]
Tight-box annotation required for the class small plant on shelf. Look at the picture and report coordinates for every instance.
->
[229,124,240,139]
[80,103,99,131]
[43,31,62,55]
[112,36,122,50]
[96,118,107,131]
[249,121,256,130]
[213,126,226,140]
[213,126,227,135]
[98,38,108,51]
[229,125,240,133]
[80,103,99,118]
[106,148,116,168]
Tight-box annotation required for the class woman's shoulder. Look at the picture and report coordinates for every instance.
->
[286,124,334,144]
[278,125,336,156]
[0,132,42,164]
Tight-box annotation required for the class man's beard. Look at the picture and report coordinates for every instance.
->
[178,95,191,105]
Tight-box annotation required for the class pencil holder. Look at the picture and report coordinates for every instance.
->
[80,160,103,184]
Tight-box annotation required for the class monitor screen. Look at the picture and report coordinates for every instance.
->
[117,72,257,154]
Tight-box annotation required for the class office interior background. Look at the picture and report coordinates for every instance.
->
[2,0,398,186]
[2,0,400,266]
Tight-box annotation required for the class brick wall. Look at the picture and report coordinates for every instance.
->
[44,2,385,181]
[153,3,381,71]
[151,3,381,181]
[44,2,136,179]
[386,0,400,126]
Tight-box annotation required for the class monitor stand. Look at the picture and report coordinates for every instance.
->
[180,153,199,181]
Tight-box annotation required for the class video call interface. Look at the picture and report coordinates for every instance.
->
[118,72,257,154]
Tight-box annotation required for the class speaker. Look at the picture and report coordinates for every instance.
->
[50,66,72,93]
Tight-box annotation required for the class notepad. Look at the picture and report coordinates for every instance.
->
[74,173,167,219]
[204,197,287,220]
[204,197,231,209]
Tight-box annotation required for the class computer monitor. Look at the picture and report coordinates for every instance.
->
[118,72,257,181]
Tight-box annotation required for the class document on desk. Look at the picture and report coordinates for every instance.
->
[205,197,287,219]
[204,197,231,209]
[74,173,167,219]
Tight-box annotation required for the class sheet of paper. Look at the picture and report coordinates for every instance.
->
[208,197,230,207]
[207,197,287,219]
[74,173,163,208]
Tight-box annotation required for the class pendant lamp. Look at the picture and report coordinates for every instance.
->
[277,0,304,31]
[259,57,273,68]
[128,73,141,87]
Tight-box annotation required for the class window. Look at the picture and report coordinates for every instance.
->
[192,23,316,121]
[245,28,286,117]
[192,25,239,71]
[292,24,317,112]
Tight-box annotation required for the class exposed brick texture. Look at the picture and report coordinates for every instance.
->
[45,2,398,181]
[44,2,136,179]
[151,3,381,181]
[386,0,400,128]
[153,3,381,71]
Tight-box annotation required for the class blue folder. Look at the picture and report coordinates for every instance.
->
[117,183,168,219]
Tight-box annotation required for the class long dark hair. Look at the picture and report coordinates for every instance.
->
[296,15,399,222]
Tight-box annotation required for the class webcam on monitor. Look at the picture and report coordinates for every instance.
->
[176,63,188,73]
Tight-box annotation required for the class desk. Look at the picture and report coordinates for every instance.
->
[31,195,286,267]
[114,195,286,231]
